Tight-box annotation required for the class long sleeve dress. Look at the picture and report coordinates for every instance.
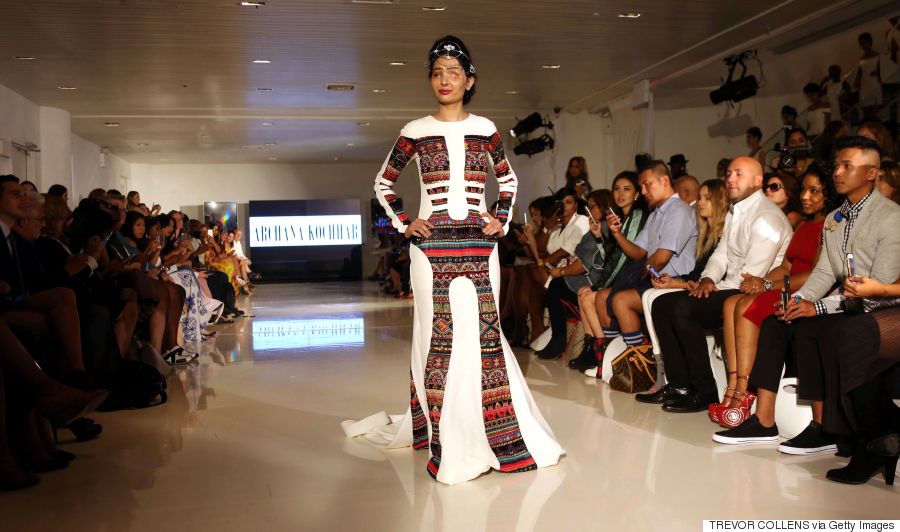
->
[365,113,564,485]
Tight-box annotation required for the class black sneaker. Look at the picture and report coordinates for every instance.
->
[777,421,838,455]
[712,415,779,445]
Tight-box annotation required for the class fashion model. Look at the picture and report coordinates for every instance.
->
[355,35,563,485]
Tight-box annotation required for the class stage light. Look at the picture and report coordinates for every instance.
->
[709,50,760,105]
[510,112,545,138]
[513,134,555,157]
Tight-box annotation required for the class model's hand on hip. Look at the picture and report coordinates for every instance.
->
[405,219,434,238]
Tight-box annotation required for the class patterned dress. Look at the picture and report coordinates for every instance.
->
[366,114,563,485]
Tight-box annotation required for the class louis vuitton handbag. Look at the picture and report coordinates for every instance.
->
[609,345,657,394]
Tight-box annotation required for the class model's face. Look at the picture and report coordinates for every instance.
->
[133,218,146,240]
[765,177,788,208]
[696,185,713,220]
[613,178,638,210]
[725,159,762,203]
[800,174,827,217]
[430,56,473,106]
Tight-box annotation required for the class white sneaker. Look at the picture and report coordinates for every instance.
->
[583,366,599,378]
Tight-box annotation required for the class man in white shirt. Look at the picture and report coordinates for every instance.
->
[637,157,792,413]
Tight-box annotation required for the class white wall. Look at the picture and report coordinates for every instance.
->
[71,134,132,200]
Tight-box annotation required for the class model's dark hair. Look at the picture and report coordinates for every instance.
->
[426,35,476,105]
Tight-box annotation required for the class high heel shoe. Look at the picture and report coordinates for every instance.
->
[826,442,897,486]
[708,372,737,424]
[718,389,757,429]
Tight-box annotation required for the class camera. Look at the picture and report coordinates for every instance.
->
[770,147,813,171]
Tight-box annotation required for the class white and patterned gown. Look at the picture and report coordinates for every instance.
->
[361,114,563,485]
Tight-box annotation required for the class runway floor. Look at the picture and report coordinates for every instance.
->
[2,282,896,531]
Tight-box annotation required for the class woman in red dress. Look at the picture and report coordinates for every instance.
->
[711,165,842,427]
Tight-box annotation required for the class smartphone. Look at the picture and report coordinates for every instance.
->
[845,253,855,277]
[647,264,661,280]
[782,275,791,310]
[586,207,597,225]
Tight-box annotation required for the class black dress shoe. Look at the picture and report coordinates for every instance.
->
[67,418,102,442]
[535,337,566,360]
[635,384,690,404]
[662,390,720,413]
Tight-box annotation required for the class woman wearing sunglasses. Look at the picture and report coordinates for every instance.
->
[764,173,804,229]
[356,35,563,485]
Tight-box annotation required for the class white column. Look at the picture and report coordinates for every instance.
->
[38,106,73,199]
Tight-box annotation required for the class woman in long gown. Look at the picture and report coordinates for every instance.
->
[357,35,564,485]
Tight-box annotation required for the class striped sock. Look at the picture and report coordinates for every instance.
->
[623,331,645,347]
[602,328,620,340]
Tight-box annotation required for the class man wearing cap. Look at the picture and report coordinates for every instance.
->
[668,154,689,179]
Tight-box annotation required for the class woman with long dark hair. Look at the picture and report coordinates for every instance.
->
[357,35,563,484]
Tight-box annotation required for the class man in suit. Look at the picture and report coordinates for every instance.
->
[714,136,900,455]
[0,175,29,301]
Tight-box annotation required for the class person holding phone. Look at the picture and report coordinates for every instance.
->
[574,171,647,371]
[587,161,698,371]
[713,138,900,478]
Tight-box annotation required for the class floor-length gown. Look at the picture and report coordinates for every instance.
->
[357,113,564,485]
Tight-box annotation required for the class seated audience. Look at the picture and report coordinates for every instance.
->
[674,175,700,206]
[764,173,804,229]
[876,160,900,203]
[639,157,792,413]
[713,137,900,466]
[746,127,766,167]
[711,165,841,428]
[576,171,648,370]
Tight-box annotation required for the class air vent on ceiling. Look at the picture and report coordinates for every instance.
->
[326,83,355,91]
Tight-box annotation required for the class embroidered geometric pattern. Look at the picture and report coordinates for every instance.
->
[376,136,416,226]
[415,210,536,479]
[416,136,451,185]
[410,368,429,449]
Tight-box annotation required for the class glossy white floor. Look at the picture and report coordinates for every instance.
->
[2,282,896,531]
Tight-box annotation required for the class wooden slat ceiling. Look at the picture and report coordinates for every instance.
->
[0,0,895,164]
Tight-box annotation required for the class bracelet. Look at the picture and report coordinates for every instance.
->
[884,283,889,297]
[537,260,545,267]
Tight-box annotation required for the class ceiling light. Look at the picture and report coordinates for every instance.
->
[240,1,266,6]
[372,89,387,93]
[592,12,600,16]
[618,12,641,18]
[333,156,342,161]
[541,64,561,70]
[351,0,395,4]
[136,143,150,147]
[357,121,371,127]
[57,85,77,90]
[241,145,265,150]
[422,6,445,11]
[326,83,355,91]
[199,134,211,139]
[510,112,553,137]
[13,56,36,60]
[262,121,275,126]
[505,90,518,95]
[104,122,120,127]
[513,134,555,158]
[252,59,271,64]
[256,87,273,91]
[160,158,170,162]
[268,157,278,161]
[264,142,277,147]
[346,143,355,146]
[389,61,406,66]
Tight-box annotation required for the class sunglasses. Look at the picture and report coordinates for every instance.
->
[765,183,784,192]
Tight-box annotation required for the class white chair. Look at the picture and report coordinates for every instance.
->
[600,336,626,384]
[773,376,814,439]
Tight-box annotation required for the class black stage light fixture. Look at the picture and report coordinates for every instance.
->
[513,134,555,157]
[510,112,545,137]
[709,50,760,105]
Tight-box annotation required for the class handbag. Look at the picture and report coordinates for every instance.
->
[609,345,657,394]
[561,300,584,362]
[843,296,900,315]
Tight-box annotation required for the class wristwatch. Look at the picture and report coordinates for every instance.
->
[763,278,774,291]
